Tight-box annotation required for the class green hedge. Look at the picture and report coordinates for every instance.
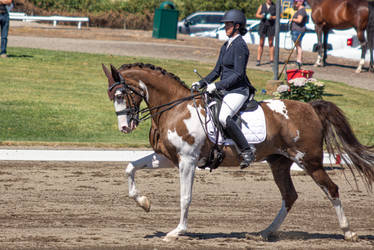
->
[29,0,264,19]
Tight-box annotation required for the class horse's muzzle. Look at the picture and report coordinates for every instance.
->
[120,120,138,133]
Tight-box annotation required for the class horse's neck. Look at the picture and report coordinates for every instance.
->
[124,68,190,109]
[143,77,189,109]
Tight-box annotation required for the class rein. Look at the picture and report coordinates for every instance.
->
[108,78,204,123]
[138,92,203,122]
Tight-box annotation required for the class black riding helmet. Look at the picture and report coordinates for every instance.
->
[221,9,247,36]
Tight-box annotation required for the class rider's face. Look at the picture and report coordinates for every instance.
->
[225,22,234,36]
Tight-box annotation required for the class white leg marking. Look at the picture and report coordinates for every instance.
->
[164,104,206,240]
[164,158,196,241]
[261,200,288,240]
[126,153,174,212]
[314,55,322,67]
[355,59,365,74]
[320,187,358,241]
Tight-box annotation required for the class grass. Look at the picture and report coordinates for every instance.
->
[0,47,373,147]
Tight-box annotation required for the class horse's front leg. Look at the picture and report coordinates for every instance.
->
[164,156,196,241]
[126,152,175,212]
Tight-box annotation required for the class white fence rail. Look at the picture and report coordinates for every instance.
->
[10,12,89,29]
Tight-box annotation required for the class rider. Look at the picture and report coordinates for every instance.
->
[192,9,256,169]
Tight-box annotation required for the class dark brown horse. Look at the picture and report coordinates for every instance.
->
[307,0,374,73]
[102,63,374,242]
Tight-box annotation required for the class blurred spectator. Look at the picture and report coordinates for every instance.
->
[255,0,276,66]
[0,0,12,58]
[291,0,307,68]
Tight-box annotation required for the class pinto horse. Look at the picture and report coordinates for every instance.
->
[102,63,374,242]
[307,0,374,73]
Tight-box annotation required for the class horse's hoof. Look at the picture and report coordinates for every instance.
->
[355,69,362,74]
[137,195,151,212]
[163,229,184,242]
[245,232,264,241]
[314,63,321,67]
[163,235,178,242]
[345,231,359,242]
[258,230,278,241]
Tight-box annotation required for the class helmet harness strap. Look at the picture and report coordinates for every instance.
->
[228,23,239,38]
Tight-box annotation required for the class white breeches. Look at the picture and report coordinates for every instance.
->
[219,92,248,128]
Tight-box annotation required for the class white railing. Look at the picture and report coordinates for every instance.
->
[9,12,89,29]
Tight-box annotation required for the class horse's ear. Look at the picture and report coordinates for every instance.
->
[110,64,121,83]
[102,64,114,87]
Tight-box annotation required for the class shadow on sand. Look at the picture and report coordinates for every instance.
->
[145,230,374,242]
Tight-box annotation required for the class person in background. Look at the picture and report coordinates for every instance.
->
[192,10,257,169]
[291,0,307,68]
[0,0,12,58]
[255,0,276,66]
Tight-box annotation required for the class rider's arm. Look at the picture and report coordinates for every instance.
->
[215,41,249,90]
[199,46,224,87]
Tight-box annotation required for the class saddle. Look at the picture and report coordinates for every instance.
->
[197,92,261,171]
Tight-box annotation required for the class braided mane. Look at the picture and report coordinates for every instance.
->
[118,62,189,90]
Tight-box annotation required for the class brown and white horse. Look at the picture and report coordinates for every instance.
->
[102,63,374,242]
[306,0,374,73]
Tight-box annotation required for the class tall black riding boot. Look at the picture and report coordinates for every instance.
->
[225,117,256,169]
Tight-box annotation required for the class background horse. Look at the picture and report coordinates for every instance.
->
[307,0,374,73]
[102,62,374,242]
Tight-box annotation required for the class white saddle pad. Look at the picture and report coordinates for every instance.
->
[206,105,266,145]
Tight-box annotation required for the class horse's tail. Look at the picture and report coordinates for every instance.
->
[310,100,374,191]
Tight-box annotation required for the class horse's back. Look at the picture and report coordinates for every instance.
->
[260,99,323,151]
[312,0,368,28]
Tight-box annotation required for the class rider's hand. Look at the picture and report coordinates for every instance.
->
[206,83,216,94]
[191,81,200,91]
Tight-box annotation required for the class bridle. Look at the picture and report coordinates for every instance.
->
[108,74,145,125]
[108,74,203,124]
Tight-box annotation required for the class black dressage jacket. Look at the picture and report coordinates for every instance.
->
[200,35,256,94]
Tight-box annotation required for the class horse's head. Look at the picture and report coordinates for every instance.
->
[102,64,144,134]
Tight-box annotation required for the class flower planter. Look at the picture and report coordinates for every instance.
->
[286,69,314,80]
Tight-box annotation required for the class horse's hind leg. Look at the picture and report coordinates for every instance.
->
[261,155,297,240]
[309,167,358,241]
[355,29,367,73]
[314,25,324,67]
[126,153,175,212]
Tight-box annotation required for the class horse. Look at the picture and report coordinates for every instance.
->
[102,62,374,242]
[306,0,374,73]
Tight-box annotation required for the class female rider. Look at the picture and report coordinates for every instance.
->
[192,9,256,169]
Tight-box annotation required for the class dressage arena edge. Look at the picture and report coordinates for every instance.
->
[0,149,345,171]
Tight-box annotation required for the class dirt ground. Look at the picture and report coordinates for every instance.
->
[2,22,374,249]
[0,161,373,250]
[8,21,374,91]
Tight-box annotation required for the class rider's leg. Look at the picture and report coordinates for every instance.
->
[219,92,255,169]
